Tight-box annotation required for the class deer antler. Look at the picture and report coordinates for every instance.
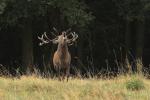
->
[66,28,71,33]
[71,32,78,41]
[50,32,57,37]
[38,32,58,46]
[38,32,49,46]
[65,28,72,37]
[67,32,78,45]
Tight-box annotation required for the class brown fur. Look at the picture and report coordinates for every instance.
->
[53,34,71,81]
[38,30,78,81]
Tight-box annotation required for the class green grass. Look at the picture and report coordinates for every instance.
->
[0,75,150,100]
[125,76,145,91]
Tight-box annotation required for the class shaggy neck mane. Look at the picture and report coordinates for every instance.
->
[57,43,69,57]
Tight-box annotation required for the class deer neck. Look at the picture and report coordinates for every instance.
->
[57,43,69,55]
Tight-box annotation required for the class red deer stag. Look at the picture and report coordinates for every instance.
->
[38,29,78,81]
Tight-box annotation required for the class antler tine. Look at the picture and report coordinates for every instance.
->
[66,32,78,45]
[38,35,44,46]
[73,32,78,41]
[37,34,43,40]
[66,28,72,36]
[70,32,78,41]
[38,33,49,46]
[53,27,59,35]
[44,32,58,42]
[51,32,57,37]
[66,28,71,33]
[67,32,77,46]
[44,32,50,41]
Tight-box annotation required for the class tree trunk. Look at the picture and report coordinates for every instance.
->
[22,20,34,73]
[135,0,145,59]
[136,18,144,59]
[125,16,131,54]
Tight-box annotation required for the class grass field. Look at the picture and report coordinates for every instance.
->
[0,75,149,100]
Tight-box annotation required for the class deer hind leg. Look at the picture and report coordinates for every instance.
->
[66,67,70,82]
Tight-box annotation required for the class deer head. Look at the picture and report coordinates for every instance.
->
[38,28,78,46]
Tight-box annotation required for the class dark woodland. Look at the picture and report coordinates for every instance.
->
[0,0,149,76]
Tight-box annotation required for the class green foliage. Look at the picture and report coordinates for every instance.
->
[0,0,94,27]
[0,0,47,25]
[143,0,150,11]
[55,0,94,27]
[125,77,144,91]
[0,0,6,14]
[113,0,147,21]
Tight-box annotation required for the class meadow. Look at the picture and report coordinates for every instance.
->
[0,74,149,100]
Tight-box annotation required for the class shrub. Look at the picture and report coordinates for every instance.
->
[125,78,145,91]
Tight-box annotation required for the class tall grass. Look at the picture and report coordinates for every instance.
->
[0,58,149,100]
[0,74,149,100]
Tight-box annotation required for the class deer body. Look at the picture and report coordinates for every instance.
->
[53,45,71,70]
[38,28,78,81]
[53,41,71,80]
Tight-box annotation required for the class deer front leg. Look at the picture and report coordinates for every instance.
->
[66,67,70,82]
[61,68,66,81]
[55,66,61,81]
[58,67,62,81]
